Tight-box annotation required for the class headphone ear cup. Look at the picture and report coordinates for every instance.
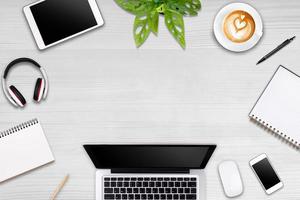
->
[8,85,26,107]
[33,78,45,102]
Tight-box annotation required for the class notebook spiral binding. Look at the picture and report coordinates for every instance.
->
[0,119,38,139]
[250,114,299,149]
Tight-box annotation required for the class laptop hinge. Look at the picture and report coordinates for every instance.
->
[111,168,190,174]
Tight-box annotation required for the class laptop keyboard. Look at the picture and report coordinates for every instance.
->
[103,176,198,200]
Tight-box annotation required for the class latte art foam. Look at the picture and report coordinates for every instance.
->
[223,10,255,43]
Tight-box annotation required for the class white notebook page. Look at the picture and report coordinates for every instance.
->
[0,119,54,182]
[250,66,300,146]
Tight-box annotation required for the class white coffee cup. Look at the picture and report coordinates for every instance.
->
[214,3,263,52]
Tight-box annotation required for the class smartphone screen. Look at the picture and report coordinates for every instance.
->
[252,157,281,190]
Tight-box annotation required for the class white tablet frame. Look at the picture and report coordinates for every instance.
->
[249,154,283,195]
[23,0,104,50]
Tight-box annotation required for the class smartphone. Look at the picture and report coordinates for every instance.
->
[249,154,283,194]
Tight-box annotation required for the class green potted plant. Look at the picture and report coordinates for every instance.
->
[115,0,201,48]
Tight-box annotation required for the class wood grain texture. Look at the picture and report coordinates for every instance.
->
[0,0,300,199]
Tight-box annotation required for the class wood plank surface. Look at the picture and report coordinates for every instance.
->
[0,0,299,199]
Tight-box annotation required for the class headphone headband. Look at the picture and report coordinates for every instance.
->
[3,57,41,79]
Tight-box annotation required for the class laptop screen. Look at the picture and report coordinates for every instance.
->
[84,145,216,169]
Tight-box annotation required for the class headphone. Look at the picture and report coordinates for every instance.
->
[2,58,49,107]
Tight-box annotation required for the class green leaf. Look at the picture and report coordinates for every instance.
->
[156,4,165,13]
[149,11,159,35]
[114,0,155,15]
[166,0,201,16]
[133,15,151,47]
[164,9,185,48]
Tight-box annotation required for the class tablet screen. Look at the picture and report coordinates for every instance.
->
[30,0,97,45]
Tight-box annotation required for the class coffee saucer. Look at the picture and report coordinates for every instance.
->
[214,3,263,52]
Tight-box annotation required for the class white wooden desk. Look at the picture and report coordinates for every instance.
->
[0,0,300,199]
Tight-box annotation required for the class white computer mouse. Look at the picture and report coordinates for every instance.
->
[218,160,243,198]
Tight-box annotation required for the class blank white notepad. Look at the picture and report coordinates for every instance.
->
[0,119,54,183]
[249,66,300,148]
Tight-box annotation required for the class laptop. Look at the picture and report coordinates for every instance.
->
[84,145,216,200]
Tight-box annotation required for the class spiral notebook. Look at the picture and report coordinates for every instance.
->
[249,66,300,149]
[0,119,54,183]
